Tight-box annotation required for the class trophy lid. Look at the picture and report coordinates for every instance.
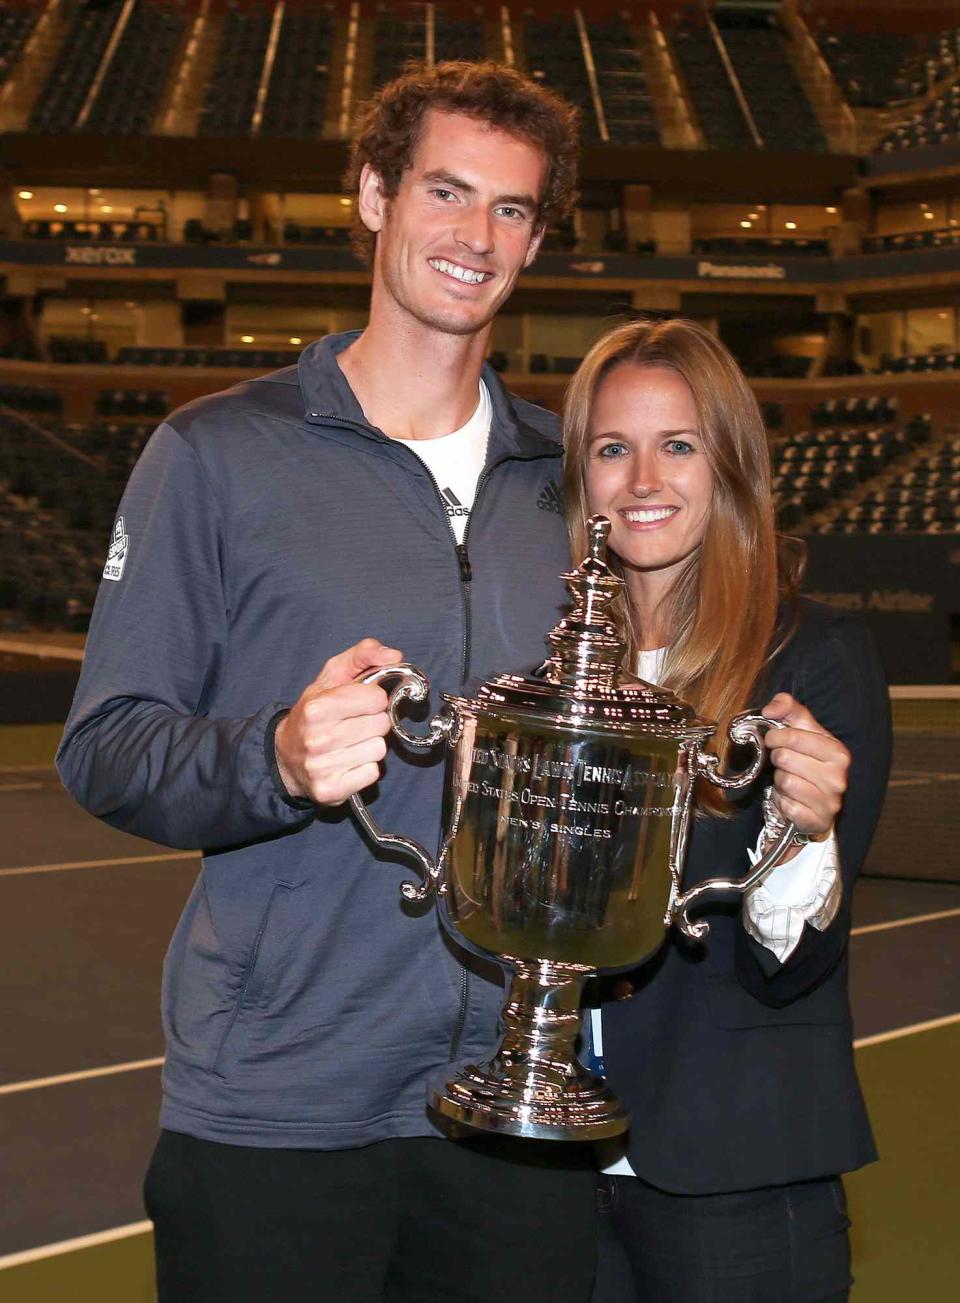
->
[461,516,715,740]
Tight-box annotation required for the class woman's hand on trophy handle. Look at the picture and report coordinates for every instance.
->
[673,712,802,940]
[759,693,849,842]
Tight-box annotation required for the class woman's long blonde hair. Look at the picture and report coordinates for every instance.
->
[563,316,800,815]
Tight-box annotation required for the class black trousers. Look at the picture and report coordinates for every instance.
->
[591,1173,852,1303]
[144,1129,597,1302]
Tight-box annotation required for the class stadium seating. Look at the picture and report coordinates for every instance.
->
[199,0,273,135]
[434,7,485,64]
[719,16,826,151]
[523,16,599,143]
[96,388,169,417]
[29,0,125,133]
[881,352,960,374]
[370,4,427,93]
[115,345,301,367]
[0,408,152,626]
[48,337,109,364]
[774,406,935,533]
[692,237,830,257]
[814,27,956,108]
[260,4,333,137]
[671,16,756,150]
[587,16,660,146]
[863,227,960,253]
[82,0,187,135]
[0,382,63,415]
[0,1,41,88]
[879,82,960,152]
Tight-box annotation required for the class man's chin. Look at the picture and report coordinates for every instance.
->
[418,304,498,338]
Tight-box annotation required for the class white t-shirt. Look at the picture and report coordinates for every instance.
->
[395,381,491,543]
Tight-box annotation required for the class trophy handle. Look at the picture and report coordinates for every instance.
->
[670,714,798,940]
[348,663,457,904]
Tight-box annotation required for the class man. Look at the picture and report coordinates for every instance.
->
[58,62,592,1302]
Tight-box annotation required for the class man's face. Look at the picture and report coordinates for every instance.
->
[360,109,547,337]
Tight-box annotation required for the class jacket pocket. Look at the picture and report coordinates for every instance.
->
[211,879,293,1075]
[704,972,848,1030]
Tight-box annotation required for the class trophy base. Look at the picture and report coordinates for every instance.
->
[429,958,630,1142]
[429,1062,628,1141]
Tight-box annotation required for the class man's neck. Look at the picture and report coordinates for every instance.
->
[337,295,491,442]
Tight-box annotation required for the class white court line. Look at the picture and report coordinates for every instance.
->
[0,636,84,662]
[851,907,960,937]
[855,1011,960,1049]
[0,1056,163,1096]
[4,1015,959,1272]
[0,1220,153,1271]
[889,684,960,700]
[887,774,960,788]
[0,850,198,877]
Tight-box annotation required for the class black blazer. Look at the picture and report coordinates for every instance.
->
[600,599,892,1194]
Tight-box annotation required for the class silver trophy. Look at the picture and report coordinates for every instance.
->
[350,516,799,1140]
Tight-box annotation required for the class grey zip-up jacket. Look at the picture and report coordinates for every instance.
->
[57,332,571,1148]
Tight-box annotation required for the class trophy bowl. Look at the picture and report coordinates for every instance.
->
[350,517,797,1140]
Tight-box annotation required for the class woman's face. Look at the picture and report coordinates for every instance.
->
[584,363,714,595]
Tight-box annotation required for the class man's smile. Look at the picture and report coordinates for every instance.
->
[427,257,493,285]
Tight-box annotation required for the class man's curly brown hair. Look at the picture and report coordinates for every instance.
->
[344,60,579,265]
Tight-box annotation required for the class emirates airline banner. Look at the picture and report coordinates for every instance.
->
[803,534,958,685]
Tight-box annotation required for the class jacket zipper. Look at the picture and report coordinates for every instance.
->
[445,464,496,1062]
[306,410,537,1063]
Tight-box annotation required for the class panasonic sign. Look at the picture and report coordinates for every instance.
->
[697,260,786,280]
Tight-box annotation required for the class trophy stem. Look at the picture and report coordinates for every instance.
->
[429,960,629,1141]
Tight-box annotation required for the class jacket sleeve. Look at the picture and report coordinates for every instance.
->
[735,612,892,1005]
[56,422,314,851]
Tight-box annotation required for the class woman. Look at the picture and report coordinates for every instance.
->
[562,317,891,1302]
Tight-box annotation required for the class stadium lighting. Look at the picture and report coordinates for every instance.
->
[241,335,255,344]
[101,205,112,213]
[289,337,302,345]
[54,203,67,213]
[339,197,352,207]
[89,188,100,196]
[924,212,934,220]
[740,220,751,228]
[826,206,837,214]
[748,212,759,220]
[785,221,797,230]
[18,190,32,200]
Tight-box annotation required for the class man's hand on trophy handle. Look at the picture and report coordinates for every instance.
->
[274,637,402,805]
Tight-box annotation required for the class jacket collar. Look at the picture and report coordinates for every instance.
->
[297,330,561,463]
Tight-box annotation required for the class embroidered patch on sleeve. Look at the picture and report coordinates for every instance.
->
[103,516,128,581]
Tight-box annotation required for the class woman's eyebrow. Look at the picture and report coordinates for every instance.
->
[587,427,699,442]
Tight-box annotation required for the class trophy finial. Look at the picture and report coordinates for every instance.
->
[587,514,610,563]
[537,514,626,691]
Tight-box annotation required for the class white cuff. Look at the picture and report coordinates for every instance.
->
[742,830,842,963]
